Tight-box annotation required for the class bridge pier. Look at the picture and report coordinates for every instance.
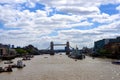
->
[50,41,54,55]
[65,41,70,55]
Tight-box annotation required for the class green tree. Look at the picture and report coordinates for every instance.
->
[15,48,28,55]
[99,48,110,56]
[24,44,40,55]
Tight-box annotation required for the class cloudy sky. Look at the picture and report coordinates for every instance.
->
[0,0,120,49]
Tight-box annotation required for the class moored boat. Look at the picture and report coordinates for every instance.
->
[0,65,13,73]
[17,60,26,68]
[4,65,13,72]
[0,67,4,73]
[22,56,31,60]
[68,47,85,60]
[112,60,120,65]
[10,60,26,68]
[4,60,13,64]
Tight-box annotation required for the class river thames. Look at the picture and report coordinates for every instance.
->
[0,54,120,80]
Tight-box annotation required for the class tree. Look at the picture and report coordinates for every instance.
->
[24,44,40,55]
[98,48,110,56]
[15,48,28,56]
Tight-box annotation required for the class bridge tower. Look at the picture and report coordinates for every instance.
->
[50,41,54,55]
[66,41,70,55]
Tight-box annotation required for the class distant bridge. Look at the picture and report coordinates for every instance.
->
[41,41,73,55]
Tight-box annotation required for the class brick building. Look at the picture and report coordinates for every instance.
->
[0,44,9,56]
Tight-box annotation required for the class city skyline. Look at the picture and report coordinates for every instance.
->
[0,0,120,49]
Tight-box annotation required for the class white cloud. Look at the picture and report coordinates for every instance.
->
[57,6,100,15]
[37,0,120,15]
[92,13,120,23]
[54,19,120,48]
[116,5,120,11]
[70,21,93,27]
[25,1,36,8]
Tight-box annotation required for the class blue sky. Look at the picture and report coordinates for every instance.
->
[100,4,119,15]
[0,0,120,49]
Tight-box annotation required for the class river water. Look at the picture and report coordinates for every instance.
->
[0,54,120,80]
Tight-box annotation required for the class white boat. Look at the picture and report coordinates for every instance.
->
[17,60,25,68]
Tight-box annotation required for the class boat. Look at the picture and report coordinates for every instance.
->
[0,65,13,73]
[4,60,13,64]
[68,47,85,60]
[112,60,120,65]
[22,56,31,60]
[28,55,34,58]
[16,60,26,68]
[0,67,4,73]
[4,65,13,72]
[9,60,26,68]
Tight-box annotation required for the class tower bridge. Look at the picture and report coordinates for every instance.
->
[49,41,71,55]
